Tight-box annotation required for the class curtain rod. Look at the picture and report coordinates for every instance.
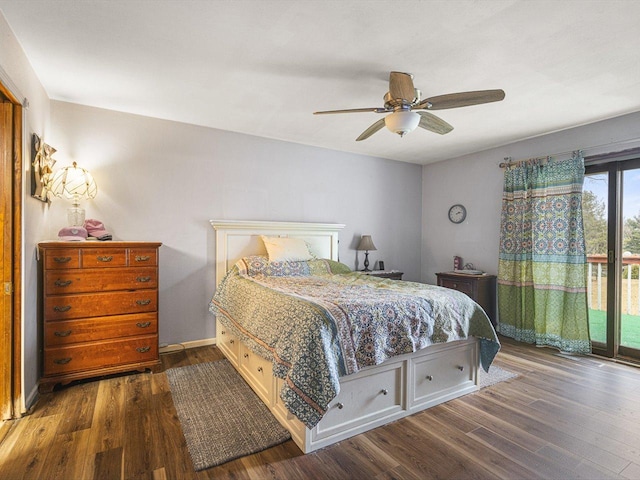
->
[498,138,640,168]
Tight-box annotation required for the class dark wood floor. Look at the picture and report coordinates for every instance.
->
[1,337,640,479]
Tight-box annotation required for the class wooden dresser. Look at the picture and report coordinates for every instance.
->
[436,272,497,327]
[38,241,162,391]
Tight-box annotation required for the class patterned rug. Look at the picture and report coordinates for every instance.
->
[478,365,518,388]
[166,359,291,471]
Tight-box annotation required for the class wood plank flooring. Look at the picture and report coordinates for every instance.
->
[1,337,640,479]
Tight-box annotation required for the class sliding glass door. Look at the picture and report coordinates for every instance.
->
[585,158,640,359]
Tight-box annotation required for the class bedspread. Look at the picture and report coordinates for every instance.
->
[209,258,500,428]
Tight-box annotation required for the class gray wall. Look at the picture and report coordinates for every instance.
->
[421,111,640,286]
[48,100,423,349]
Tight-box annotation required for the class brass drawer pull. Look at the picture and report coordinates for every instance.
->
[136,346,151,353]
[136,321,151,328]
[257,366,263,373]
[54,330,72,337]
[426,375,433,381]
[136,299,151,306]
[97,255,113,262]
[136,276,151,283]
[457,366,465,372]
[381,389,388,395]
[135,255,151,262]
[54,257,72,263]
[54,357,72,365]
[244,353,249,358]
[54,279,72,287]
[336,402,344,409]
[53,305,72,312]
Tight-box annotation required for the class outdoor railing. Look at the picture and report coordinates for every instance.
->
[587,254,640,314]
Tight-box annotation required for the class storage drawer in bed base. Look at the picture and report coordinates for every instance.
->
[215,319,479,454]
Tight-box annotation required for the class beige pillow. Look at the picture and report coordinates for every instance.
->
[260,235,313,262]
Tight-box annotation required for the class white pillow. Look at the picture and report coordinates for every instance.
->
[260,235,313,262]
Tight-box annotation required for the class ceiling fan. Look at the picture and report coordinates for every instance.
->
[313,71,505,141]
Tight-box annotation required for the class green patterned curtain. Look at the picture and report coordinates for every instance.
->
[497,154,591,354]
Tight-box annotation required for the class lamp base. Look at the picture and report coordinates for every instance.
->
[362,251,371,272]
[67,206,85,227]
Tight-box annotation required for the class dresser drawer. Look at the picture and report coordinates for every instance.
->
[239,344,274,405]
[45,290,157,320]
[44,249,81,270]
[45,267,157,295]
[45,313,158,346]
[130,248,158,266]
[216,319,239,366]
[81,248,127,268]
[44,335,158,376]
[410,342,475,408]
[439,278,473,295]
[313,361,404,441]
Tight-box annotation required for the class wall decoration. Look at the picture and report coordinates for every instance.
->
[30,133,56,202]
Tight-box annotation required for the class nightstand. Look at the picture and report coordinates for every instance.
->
[436,272,496,326]
[361,270,403,280]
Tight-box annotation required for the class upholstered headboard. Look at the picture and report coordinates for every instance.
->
[210,220,345,286]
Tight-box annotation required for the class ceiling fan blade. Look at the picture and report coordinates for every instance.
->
[417,111,454,135]
[314,107,389,115]
[389,71,415,101]
[415,89,505,110]
[356,118,386,141]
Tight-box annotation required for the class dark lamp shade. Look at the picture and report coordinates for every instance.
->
[357,235,377,251]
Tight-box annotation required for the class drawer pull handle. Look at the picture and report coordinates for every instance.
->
[221,330,226,335]
[336,402,344,410]
[457,366,465,372]
[453,283,458,288]
[54,279,72,287]
[257,366,263,373]
[136,346,151,353]
[244,353,249,358]
[53,305,72,312]
[53,257,72,263]
[54,357,72,365]
[136,276,152,283]
[136,322,151,328]
[426,375,433,381]
[136,299,151,306]
[229,340,235,344]
[381,389,388,395]
[97,255,113,262]
[54,330,72,337]
[135,255,151,262]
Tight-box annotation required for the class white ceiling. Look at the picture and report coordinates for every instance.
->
[1,0,639,165]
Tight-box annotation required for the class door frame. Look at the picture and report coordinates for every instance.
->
[0,79,22,420]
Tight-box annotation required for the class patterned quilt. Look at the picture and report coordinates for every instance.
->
[209,256,500,429]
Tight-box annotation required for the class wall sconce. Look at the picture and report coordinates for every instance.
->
[357,234,377,272]
[49,162,98,226]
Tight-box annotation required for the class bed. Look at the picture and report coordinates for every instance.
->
[209,220,500,453]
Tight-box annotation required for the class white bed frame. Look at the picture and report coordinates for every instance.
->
[211,220,479,453]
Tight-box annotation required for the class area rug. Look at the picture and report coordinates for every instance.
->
[478,365,518,388]
[166,359,291,471]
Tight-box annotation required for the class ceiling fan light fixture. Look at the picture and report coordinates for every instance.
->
[385,111,420,137]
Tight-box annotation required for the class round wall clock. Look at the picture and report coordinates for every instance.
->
[448,204,467,224]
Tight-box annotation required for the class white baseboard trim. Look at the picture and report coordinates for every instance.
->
[159,337,216,354]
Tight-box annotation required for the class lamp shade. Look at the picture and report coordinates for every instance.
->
[384,111,420,137]
[50,162,97,202]
[357,235,377,251]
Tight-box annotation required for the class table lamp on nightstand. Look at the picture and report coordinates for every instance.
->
[357,234,377,272]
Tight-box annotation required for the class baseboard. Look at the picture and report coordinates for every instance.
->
[159,337,216,354]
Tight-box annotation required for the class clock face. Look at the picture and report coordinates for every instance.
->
[448,204,467,224]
